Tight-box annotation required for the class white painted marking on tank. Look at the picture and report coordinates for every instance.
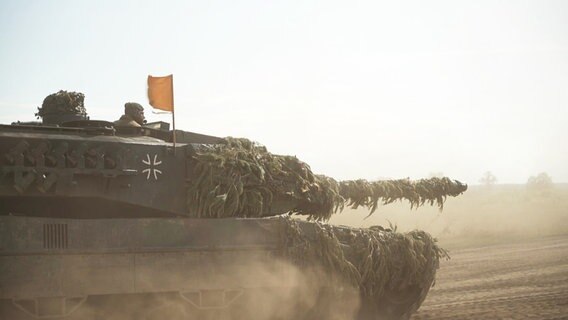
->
[142,153,163,180]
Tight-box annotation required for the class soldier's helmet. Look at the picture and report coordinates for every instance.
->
[124,102,144,112]
[124,102,145,125]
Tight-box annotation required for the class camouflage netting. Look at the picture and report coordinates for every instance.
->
[186,138,467,221]
[36,90,87,118]
[281,217,449,303]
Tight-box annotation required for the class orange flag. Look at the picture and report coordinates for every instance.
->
[147,75,174,112]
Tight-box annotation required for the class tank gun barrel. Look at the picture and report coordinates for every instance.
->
[187,137,468,220]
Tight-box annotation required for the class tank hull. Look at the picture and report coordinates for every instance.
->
[0,215,431,320]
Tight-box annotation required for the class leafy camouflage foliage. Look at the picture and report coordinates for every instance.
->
[186,138,467,220]
[281,217,448,304]
[36,90,87,118]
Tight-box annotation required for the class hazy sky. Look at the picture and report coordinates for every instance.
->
[1,0,567,184]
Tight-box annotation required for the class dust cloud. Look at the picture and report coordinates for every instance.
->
[54,256,360,320]
[330,184,568,249]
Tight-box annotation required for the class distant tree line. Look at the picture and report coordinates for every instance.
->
[476,171,554,190]
[527,172,553,191]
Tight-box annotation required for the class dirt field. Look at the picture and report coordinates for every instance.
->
[411,235,568,320]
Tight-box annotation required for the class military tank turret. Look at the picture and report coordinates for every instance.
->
[0,91,467,320]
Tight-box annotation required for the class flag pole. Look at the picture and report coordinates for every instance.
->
[171,74,176,155]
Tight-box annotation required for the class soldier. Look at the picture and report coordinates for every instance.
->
[114,102,146,127]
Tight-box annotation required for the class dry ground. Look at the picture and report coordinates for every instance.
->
[411,235,568,320]
[329,184,568,319]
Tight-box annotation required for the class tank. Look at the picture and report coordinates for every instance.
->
[0,92,467,320]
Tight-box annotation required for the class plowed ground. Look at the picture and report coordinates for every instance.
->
[412,235,568,320]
